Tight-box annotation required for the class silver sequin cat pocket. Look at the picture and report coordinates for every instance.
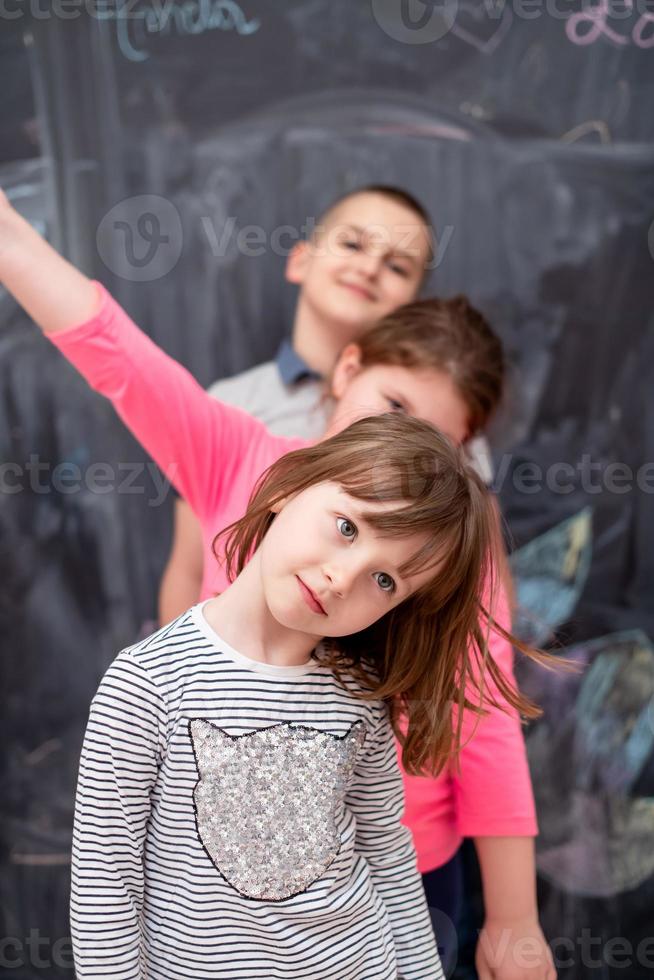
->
[189,719,367,902]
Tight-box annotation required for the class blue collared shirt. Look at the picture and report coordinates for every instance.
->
[275,340,322,386]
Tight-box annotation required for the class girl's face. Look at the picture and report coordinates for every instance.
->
[327,347,471,446]
[258,481,438,641]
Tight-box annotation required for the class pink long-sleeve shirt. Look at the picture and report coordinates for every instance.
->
[50,282,537,872]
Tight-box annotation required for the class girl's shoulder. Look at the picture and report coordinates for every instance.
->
[121,607,210,681]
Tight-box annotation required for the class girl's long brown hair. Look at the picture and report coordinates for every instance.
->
[214,414,544,777]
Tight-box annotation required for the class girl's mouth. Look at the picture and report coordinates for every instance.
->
[296,576,327,616]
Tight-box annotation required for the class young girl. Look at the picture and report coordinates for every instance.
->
[0,194,554,977]
[70,412,521,978]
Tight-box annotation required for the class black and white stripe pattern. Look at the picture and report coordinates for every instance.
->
[71,604,443,979]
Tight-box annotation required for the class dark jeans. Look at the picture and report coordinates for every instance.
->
[422,849,464,977]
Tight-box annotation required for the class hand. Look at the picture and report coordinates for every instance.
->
[476,917,557,980]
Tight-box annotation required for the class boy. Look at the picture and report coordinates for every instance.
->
[159,184,436,620]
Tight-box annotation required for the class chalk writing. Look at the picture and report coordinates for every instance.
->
[633,11,654,47]
[450,1,514,56]
[560,120,611,143]
[105,0,261,63]
[566,0,654,50]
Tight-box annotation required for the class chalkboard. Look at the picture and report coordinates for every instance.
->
[101,0,654,142]
[1,3,654,977]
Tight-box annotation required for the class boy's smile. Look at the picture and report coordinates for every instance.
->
[339,280,377,303]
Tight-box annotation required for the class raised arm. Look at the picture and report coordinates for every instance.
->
[0,189,99,330]
[0,189,279,523]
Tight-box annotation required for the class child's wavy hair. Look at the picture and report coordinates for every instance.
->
[215,413,543,777]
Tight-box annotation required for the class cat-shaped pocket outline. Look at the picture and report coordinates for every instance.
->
[189,718,367,902]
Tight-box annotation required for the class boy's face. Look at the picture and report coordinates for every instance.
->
[286,192,431,344]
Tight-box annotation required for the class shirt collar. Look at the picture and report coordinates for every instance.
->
[275,339,322,385]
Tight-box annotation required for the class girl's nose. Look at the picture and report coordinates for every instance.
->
[323,561,357,599]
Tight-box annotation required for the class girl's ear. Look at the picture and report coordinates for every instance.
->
[285,241,310,285]
[331,344,363,398]
[270,497,287,514]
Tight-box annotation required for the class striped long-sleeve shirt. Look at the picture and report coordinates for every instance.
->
[71,602,443,979]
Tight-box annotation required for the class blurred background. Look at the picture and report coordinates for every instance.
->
[1,2,653,977]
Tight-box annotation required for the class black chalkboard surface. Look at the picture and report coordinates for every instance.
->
[1,3,654,977]
[102,0,654,141]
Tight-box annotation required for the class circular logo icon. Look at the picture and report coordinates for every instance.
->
[371,0,458,44]
[96,194,183,282]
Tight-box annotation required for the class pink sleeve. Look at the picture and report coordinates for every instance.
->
[48,282,267,524]
[453,582,538,839]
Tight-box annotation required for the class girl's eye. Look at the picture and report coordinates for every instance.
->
[374,571,396,594]
[336,517,357,539]
[388,262,409,277]
[386,397,405,413]
[343,239,361,251]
